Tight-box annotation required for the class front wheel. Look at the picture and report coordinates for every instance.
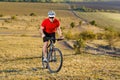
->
[48,48,63,73]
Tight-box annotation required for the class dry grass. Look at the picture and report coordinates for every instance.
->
[0,15,80,36]
[0,36,120,80]
[0,2,120,80]
[0,2,80,33]
[0,15,80,38]
[0,2,71,17]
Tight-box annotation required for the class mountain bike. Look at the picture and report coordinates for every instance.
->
[42,37,63,73]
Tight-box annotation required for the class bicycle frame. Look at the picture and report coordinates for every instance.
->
[47,39,54,51]
[47,37,63,51]
[42,37,63,73]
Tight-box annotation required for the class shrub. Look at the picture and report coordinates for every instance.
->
[118,32,120,38]
[95,9,99,12]
[104,26,115,32]
[11,16,16,20]
[61,26,65,30]
[73,37,85,54]
[104,27,119,47]
[71,5,76,9]
[0,14,3,17]
[79,31,96,41]
[29,13,36,16]
[79,21,82,26]
[77,6,95,12]
[89,20,96,25]
[80,6,87,12]
[20,34,27,37]
[70,22,75,28]
[64,31,80,40]
[105,31,119,47]
[96,33,106,39]
[64,31,73,40]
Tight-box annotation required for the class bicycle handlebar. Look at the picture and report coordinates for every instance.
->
[45,37,64,48]
[45,37,64,41]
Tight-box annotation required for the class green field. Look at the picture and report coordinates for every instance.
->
[76,11,120,30]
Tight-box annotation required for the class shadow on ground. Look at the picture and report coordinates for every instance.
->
[85,43,120,57]
[59,40,120,57]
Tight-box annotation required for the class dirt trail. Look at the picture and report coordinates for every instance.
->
[66,3,88,24]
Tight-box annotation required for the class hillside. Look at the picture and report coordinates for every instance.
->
[0,36,120,80]
[70,1,120,11]
[68,1,120,32]
[0,2,120,80]
[0,2,80,33]
[0,2,70,16]
[0,0,120,2]
[76,12,120,30]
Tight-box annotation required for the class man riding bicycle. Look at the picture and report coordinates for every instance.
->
[40,10,63,62]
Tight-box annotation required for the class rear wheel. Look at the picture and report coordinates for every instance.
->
[48,48,63,73]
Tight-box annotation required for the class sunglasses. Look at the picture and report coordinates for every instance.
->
[49,17,54,19]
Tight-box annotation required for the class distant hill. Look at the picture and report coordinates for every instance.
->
[0,0,120,2]
[70,1,120,11]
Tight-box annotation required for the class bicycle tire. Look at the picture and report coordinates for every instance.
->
[47,48,63,73]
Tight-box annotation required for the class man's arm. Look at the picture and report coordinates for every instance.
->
[57,26,63,38]
[39,26,45,38]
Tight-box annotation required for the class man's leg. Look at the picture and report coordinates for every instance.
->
[43,41,48,61]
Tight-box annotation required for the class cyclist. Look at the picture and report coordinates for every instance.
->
[40,10,63,62]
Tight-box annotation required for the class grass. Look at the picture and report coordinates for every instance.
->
[76,11,120,31]
[0,36,120,80]
[0,2,80,32]
[0,2,120,80]
[0,15,80,35]
[0,2,71,17]
[70,1,120,11]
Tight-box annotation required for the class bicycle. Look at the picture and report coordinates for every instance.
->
[42,37,63,73]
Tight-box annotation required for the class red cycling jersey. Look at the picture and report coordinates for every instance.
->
[41,18,60,33]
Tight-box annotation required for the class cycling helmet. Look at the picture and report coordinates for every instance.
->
[48,10,56,17]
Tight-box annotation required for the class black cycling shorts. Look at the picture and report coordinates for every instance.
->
[43,31,56,43]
